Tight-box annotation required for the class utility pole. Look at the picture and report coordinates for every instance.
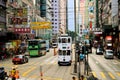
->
[74,0,77,73]
[78,0,81,79]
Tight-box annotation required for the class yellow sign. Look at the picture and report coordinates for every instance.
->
[30,22,51,29]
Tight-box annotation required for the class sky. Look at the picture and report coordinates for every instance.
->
[68,0,75,31]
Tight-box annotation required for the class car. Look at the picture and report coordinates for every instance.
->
[104,49,114,59]
[0,67,8,80]
[12,54,28,64]
[96,48,103,55]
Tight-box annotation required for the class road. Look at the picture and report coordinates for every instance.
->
[88,48,120,80]
[1,47,120,80]
[0,48,75,80]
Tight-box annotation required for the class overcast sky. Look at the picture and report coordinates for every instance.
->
[68,0,75,31]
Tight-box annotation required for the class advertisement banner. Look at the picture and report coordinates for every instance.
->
[31,22,51,29]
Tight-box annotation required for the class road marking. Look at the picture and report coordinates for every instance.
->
[22,67,36,77]
[108,72,116,79]
[30,75,38,78]
[100,72,106,79]
[116,72,120,76]
[42,76,62,80]
[92,72,97,78]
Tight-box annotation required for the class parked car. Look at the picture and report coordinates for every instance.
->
[96,48,103,55]
[12,54,28,64]
[0,67,8,80]
[104,49,114,59]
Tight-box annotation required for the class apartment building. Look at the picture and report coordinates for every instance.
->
[59,0,66,34]
[51,0,60,35]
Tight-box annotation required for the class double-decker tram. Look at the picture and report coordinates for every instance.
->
[28,39,46,57]
[58,34,72,65]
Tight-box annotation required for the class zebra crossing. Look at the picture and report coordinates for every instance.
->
[90,71,120,80]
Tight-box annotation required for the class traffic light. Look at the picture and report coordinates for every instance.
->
[75,42,79,50]
[82,46,85,54]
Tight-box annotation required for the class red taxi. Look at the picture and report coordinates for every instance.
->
[12,54,28,64]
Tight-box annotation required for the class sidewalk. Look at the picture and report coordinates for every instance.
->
[71,61,88,80]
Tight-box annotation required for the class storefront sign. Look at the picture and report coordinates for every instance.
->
[14,28,31,33]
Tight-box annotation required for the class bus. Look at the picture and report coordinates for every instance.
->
[28,39,46,57]
[58,34,72,65]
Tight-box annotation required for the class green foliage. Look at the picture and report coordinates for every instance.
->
[67,30,78,40]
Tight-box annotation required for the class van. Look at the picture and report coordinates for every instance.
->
[104,49,114,59]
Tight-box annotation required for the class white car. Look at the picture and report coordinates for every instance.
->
[104,49,114,59]
[96,48,103,54]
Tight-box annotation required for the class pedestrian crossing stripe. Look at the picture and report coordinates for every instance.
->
[21,76,62,80]
[108,72,116,79]
[91,71,120,79]
[92,72,97,78]
[117,72,120,76]
[100,72,106,79]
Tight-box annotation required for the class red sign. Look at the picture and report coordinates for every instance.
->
[14,28,31,33]
[105,36,112,40]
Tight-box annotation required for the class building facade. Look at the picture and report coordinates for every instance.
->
[51,0,60,35]
[98,0,120,55]
[0,0,7,32]
[118,0,120,52]
[59,0,66,34]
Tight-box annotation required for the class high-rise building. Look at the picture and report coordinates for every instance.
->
[51,0,60,35]
[59,0,66,34]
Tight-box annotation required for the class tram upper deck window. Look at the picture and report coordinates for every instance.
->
[59,38,61,43]
[68,38,70,43]
[62,38,67,43]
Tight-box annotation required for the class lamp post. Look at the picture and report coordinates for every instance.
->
[74,0,77,73]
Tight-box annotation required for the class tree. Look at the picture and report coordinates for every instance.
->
[67,30,78,41]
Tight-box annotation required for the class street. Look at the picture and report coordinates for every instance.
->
[1,47,120,80]
[88,48,120,80]
[0,48,74,80]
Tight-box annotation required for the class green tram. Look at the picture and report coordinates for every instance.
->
[28,39,46,57]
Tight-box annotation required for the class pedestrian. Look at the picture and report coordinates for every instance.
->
[72,76,76,80]
[80,75,84,80]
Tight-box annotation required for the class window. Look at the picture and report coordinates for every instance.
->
[59,38,61,43]
[62,38,67,43]
[67,50,70,55]
[59,50,62,55]
[68,38,70,43]
[63,51,66,55]
[55,19,57,21]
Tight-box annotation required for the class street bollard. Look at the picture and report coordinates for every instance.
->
[40,66,43,80]
[54,48,56,56]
